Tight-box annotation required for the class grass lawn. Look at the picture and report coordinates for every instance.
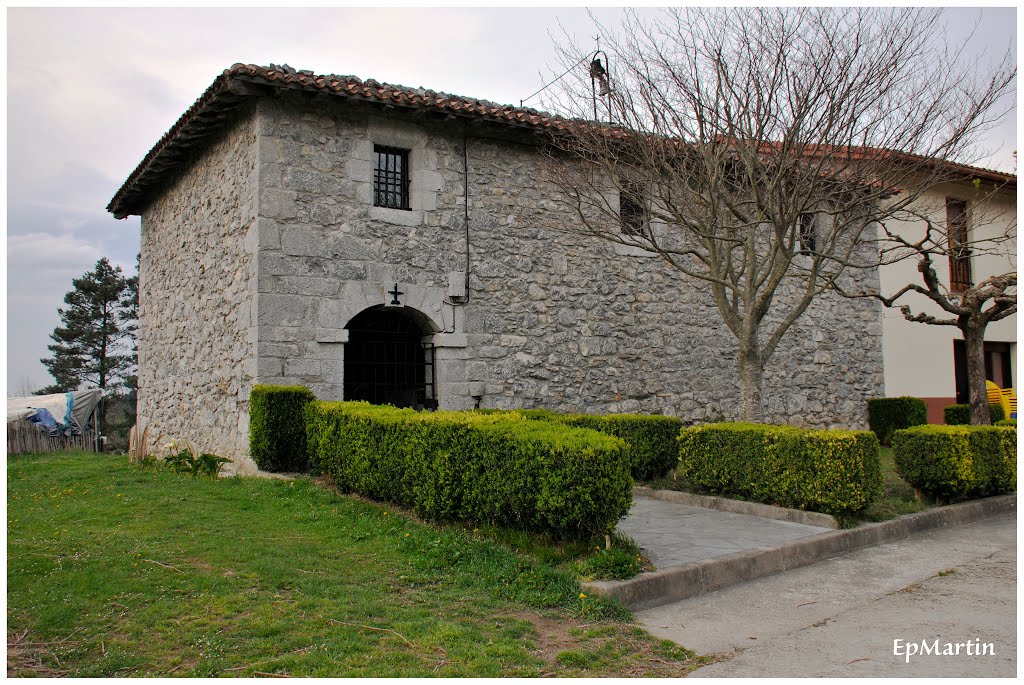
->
[643,446,928,524]
[7,451,710,677]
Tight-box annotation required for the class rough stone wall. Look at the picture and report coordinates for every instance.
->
[138,106,259,457]
[253,93,883,430]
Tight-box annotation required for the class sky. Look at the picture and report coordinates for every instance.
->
[4,4,1018,395]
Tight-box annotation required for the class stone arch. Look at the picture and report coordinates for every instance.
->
[343,305,438,409]
[325,281,447,337]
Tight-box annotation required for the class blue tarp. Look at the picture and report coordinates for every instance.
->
[25,408,59,431]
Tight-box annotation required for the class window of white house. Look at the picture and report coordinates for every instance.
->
[374,145,411,210]
[946,198,972,293]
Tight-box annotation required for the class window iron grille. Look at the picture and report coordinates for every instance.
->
[374,145,411,210]
[344,308,435,410]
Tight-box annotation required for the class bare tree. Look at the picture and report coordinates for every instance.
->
[858,184,1016,425]
[541,7,1015,421]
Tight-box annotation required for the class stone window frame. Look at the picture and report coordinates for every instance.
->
[362,116,441,226]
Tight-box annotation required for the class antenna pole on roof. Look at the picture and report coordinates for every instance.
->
[519,51,594,109]
[519,40,612,121]
[589,48,611,123]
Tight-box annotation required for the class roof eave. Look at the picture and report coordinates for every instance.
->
[107,66,572,218]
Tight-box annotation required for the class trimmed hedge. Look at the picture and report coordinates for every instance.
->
[995,418,1017,427]
[677,423,882,516]
[892,424,1016,499]
[472,408,682,480]
[867,397,927,446]
[249,385,316,472]
[517,409,563,421]
[944,403,1006,425]
[307,402,633,537]
[555,414,683,480]
[944,404,969,425]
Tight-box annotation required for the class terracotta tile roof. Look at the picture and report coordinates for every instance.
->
[715,135,1017,189]
[108,63,1016,219]
[231,63,569,128]
[107,63,574,218]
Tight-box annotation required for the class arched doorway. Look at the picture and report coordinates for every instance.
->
[344,307,436,409]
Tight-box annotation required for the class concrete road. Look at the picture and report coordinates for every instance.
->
[638,515,1016,677]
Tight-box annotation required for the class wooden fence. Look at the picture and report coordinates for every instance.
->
[7,421,97,455]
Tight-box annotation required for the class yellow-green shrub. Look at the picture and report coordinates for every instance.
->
[307,402,633,537]
[677,423,882,516]
[471,408,682,480]
[892,424,1017,499]
[555,414,683,480]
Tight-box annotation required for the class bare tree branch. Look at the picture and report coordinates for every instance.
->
[539,7,1015,421]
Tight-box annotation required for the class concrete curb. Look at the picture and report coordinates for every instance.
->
[585,493,1016,610]
[633,486,839,529]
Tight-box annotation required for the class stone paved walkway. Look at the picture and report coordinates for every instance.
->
[617,496,831,569]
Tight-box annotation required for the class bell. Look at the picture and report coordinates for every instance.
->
[589,58,606,79]
[598,77,612,97]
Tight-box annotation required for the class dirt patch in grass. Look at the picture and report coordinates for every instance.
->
[184,557,215,572]
[507,610,711,677]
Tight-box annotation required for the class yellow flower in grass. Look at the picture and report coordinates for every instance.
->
[579,593,587,600]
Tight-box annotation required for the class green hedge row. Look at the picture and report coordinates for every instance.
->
[473,408,682,480]
[867,397,927,446]
[555,414,682,480]
[892,425,1016,500]
[677,423,882,516]
[944,403,1006,425]
[249,385,316,472]
[307,401,634,537]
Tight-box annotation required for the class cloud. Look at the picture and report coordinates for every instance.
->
[7,232,105,287]
[6,230,137,393]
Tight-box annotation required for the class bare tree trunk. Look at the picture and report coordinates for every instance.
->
[962,321,992,425]
[737,344,766,423]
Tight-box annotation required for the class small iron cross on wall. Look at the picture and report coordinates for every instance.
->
[388,283,404,305]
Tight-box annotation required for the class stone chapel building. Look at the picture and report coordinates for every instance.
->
[107,63,885,459]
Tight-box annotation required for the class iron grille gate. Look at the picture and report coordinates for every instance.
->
[344,308,436,410]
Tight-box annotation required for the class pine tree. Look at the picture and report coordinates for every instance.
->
[105,254,141,448]
[40,257,135,431]
[118,253,139,395]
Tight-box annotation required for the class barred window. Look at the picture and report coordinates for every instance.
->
[374,146,411,210]
[798,212,816,254]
